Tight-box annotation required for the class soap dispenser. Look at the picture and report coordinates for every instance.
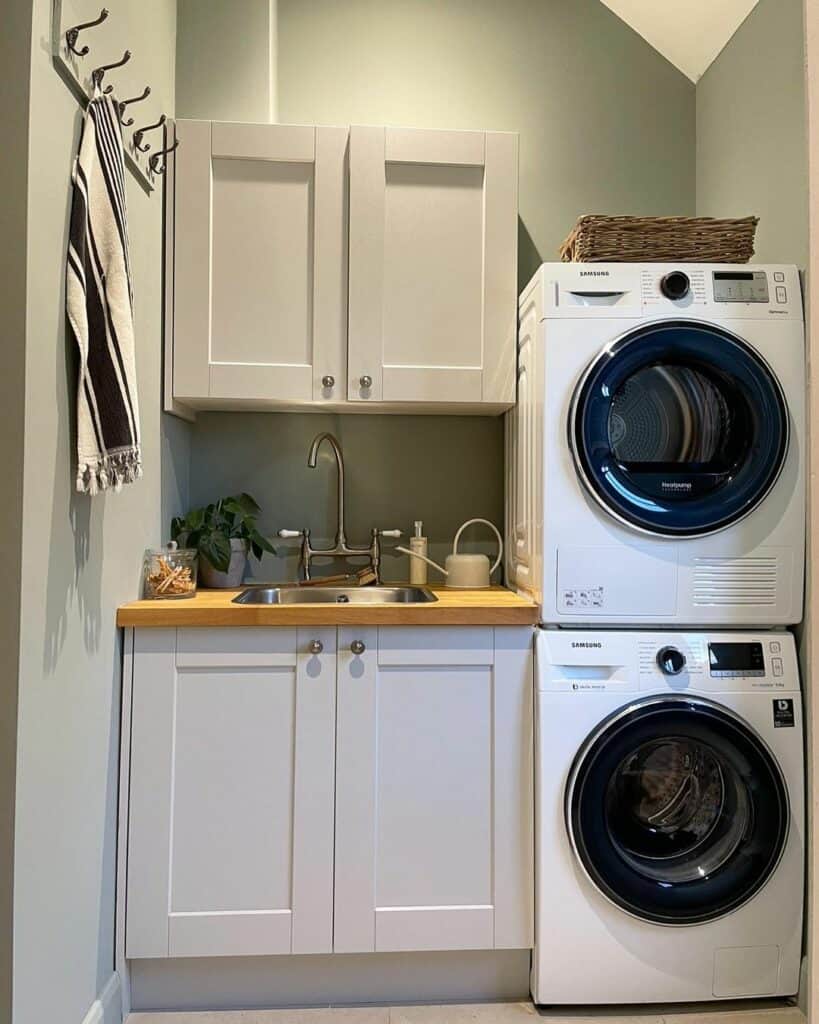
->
[409,520,428,585]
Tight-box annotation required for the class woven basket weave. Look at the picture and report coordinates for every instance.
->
[559,215,759,264]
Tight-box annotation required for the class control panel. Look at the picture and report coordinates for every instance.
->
[708,641,765,678]
[712,270,770,303]
[537,631,798,694]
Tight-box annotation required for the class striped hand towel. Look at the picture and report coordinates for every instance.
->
[66,88,141,494]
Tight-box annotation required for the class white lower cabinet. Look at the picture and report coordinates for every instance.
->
[125,626,533,959]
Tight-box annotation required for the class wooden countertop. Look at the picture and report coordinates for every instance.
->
[117,584,538,627]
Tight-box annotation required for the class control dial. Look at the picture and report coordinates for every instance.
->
[657,646,686,676]
[660,271,691,301]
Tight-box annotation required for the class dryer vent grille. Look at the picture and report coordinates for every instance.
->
[693,557,778,607]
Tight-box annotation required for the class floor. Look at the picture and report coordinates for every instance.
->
[128,1002,805,1023]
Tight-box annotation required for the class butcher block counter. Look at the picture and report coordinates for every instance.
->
[117,584,538,627]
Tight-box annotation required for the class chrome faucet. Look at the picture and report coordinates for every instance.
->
[308,432,349,548]
[278,432,401,582]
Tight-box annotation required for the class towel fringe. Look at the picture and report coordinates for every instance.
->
[76,448,143,495]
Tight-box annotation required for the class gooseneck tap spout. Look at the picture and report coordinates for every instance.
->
[308,432,347,547]
[278,432,401,582]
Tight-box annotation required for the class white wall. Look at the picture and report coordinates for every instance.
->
[12,2,182,1022]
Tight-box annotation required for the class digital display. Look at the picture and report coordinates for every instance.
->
[709,642,765,677]
[713,271,769,303]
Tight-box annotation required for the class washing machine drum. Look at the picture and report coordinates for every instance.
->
[566,696,789,925]
[571,321,789,537]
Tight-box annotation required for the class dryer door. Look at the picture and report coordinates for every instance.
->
[570,320,789,537]
[566,695,789,925]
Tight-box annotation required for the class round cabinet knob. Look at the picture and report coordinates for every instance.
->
[660,270,691,301]
[657,646,686,676]
[321,375,335,389]
[359,375,373,389]
[309,639,324,655]
[350,640,366,655]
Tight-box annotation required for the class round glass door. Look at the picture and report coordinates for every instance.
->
[570,321,789,537]
[566,696,789,925]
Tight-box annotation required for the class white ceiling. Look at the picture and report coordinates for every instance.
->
[598,0,760,82]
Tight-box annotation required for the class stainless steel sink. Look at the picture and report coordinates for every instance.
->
[233,586,438,605]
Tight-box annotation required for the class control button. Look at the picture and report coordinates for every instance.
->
[776,286,787,303]
[772,657,784,677]
[660,271,691,301]
[770,640,782,654]
[657,646,686,676]
[774,272,785,282]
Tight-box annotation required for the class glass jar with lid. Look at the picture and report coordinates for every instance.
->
[141,543,198,599]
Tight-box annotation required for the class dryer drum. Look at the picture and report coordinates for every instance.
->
[565,695,790,926]
[570,320,789,538]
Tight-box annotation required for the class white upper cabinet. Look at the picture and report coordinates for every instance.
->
[168,121,518,414]
[173,120,348,406]
[348,127,518,409]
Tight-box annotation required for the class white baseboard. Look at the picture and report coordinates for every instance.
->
[80,973,122,1024]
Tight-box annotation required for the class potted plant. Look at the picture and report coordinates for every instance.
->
[171,493,275,588]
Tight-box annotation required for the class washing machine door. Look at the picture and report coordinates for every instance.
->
[570,320,789,537]
[566,695,789,925]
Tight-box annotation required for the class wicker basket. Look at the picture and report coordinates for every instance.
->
[559,215,759,264]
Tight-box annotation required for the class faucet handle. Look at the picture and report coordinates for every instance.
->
[278,529,304,539]
[379,529,402,538]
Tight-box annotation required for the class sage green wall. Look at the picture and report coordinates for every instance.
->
[0,1,31,1018]
[696,0,808,267]
[188,413,505,582]
[279,0,696,280]
[183,0,695,582]
[13,3,181,1022]
[177,0,276,121]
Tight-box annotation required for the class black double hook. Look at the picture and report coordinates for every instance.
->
[150,138,180,176]
[91,49,131,93]
[65,7,108,57]
[133,114,166,153]
[118,86,151,126]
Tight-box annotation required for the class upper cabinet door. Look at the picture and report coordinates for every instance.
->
[348,126,518,409]
[173,120,348,406]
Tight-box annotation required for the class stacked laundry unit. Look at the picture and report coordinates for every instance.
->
[506,263,806,1006]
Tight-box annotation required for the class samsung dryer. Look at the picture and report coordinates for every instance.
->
[533,628,804,1005]
[505,263,805,626]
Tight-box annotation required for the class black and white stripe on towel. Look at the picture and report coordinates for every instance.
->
[66,87,141,495]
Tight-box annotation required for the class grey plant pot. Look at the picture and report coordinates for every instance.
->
[199,538,248,589]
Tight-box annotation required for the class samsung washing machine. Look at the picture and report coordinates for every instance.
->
[533,628,804,1005]
[505,263,805,626]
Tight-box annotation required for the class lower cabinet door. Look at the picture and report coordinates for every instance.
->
[125,627,337,958]
[333,626,533,954]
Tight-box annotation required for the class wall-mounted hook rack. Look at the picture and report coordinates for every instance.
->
[149,138,180,175]
[65,7,108,57]
[91,48,131,93]
[51,0,177,195]
[134,114,166,153]
[118,85,150,126]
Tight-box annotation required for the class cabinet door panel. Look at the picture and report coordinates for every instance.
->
[334,626,533,954]
[126,627,336,958]
[348,126,517,407]
[173,121,347,406]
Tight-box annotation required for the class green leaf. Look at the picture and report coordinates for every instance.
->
[237,492,261,515]
[200,531,232,572]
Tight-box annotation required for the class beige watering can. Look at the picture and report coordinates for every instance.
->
[396,518,503,589]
